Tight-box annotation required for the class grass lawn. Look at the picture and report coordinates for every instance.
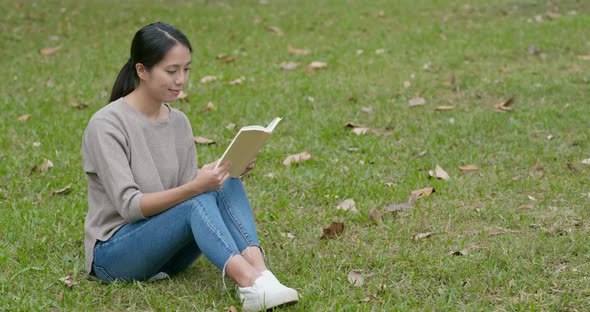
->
[2,0,590,310]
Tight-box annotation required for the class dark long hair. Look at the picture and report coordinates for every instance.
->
[109,22,192,102]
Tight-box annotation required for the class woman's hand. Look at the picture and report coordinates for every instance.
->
[241,159,256,177]
[191,160,232,193]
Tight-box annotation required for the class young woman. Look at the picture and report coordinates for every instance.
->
[82,22,298,311]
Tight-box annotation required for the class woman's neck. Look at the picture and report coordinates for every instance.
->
[124,88,166,121]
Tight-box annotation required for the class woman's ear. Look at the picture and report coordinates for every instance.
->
[135,63,148,80]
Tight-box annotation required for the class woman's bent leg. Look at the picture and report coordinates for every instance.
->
[92,200,198,283]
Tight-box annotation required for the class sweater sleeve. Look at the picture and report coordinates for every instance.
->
[82,118,145,222]
[177,113,199,185]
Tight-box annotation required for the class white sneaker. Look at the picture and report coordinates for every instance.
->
[237,274,299,312]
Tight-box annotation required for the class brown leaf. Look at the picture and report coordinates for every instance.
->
[411,187,435,199]
[376,11,385,18]
[352,127,371,135]
[229,76,246,85]
[57,290,64,304]
[280,232,295,239]
[283,151,313,166]
[68,99,89,109]
[493,98,514,112]
[40,159,54,172]
[200,75,217,84]
[225,123,236,130]
[403,80,412,88]
[51,184,72,195]
[443,74,456,87]
[199,102,215,113]
[343,121,366,128]
[360,107,373,114]
[41,45,62,56]
[280,62,299,70]
[428,165,450,180]
[458,164,479,173]
[320,222,344,239]
[59,274,78,288]
[545,11,561,19]
[287,44,310,55]
[412,232,433,242]
[222,56,237,64]
[267,26,283,35]
[409,97,426,107]
[194,136,215,145]
[518,204,533,210]
[337,198,357,212]
[369,208,383,225]
[348,269,363,287]
[306,61,328,72]
[18,114,31,122]
[435,105,455,111]
[227,306,238,312]
[447,248,471,256]
[177,90,189,100]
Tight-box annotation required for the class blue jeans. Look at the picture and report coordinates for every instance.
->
[92,178,260,283]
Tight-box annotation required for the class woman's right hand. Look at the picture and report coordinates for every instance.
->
[190,160,232,193]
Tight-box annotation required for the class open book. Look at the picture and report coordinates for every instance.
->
[216,117,282,178]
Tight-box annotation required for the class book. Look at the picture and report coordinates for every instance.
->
[216,117,282,178]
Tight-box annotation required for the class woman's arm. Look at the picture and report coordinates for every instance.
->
[139,161,232,217]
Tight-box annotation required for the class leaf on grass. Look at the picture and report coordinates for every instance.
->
[200,75,217,84]
[384,196,416,212]
[443,74,456,87]
[226,123,236,130]
[18,114,31,122]
[227,306,238,312]
[194,136,215,145]
[229,76,246,85]
[458,164,478,173]
[283,151,313,166]
[447,248,471,256]
[51,184,72,195]
[582,158,590,165]
[376,10,385,18]
[493,98,514,112]
[306,61,328,72]
[409,97,426,107]
[343,121,366,128]
[320,222,344,239]
[287,44,310,55]
[360,107,373,114]
[221,56,237,64]
[337,198,357,212]
[40,159,54,172]
[68,99,89,109]
[412,232,433,242]
[41,45,62,56]
[59,274,78,288]
[280,62,299,70]
[429,165,450,180]
[435,105,455,111]
[403,80,411,88]
[267,26,283,35]
[411,187,435,199]
[545,11,561,19]
[33,142,41,147]
[177,90,189,100]
[200,102,215,113]
[518,204,533,210]
[280,232,295,239]
[348,269,363,287]
[369,208,383,225]
[352,127,371,135]
[578,55,590,61]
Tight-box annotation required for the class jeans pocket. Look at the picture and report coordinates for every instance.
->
[92,264,116,284]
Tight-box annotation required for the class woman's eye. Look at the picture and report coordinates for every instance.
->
[166,70,176,74]
[184,68,191,72]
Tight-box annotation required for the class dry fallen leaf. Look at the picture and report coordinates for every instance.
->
[409,97,426,107]
[68,99,89,109]
[369,208,383,225]
[443,74,456,87]
[280,61,299,70]
[403,80,411,88]
[200,102,215,113]
[411,187,435,199]
[343,121,366,128]
[41,45,62,56]
[177,90,189,100]
[306,61,328,72]
[280,232,295,239]
[229,76,246,85]
[581,158,590,165]
[227,306,238,312]
[287,44,310,55]
[51,184,72,195]
[226,123,236,130]
[283,151,313,166]
[18,114,31,122]
[429,165,450,180]
[352,127,371,135]
[518,204,533,209]
[459,164,479,173]
[40,159,54,172]
[384,195,417,212]
[412,232,434,242]
[59,274,78,288]
[360,107,373,114]
[435,105,455,111]
[337,198,357,212]
[194,136,215,145]
[348,269,363,287]
[545,11,561,19]
[200,75,217,84]
[447,248,471,256]
[320,222,344,239]
[494,98,514,111]
[267,26,283,35]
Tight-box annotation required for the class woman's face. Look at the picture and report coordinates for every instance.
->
[141,43,191,103]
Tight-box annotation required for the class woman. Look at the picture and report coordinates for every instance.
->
[82,22,298,311]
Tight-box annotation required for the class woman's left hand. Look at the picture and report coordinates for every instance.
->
[241,159,255,176]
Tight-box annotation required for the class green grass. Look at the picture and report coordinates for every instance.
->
[2,0,590,310]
